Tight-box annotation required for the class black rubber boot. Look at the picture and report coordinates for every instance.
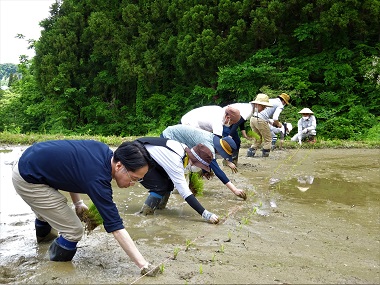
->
[246,147,256,157]
[232,149,239,165]
[262,149,270,157]
[157,192,171,210]
[49,239,77,261]
[140,194,162,215]
[35,219,57,243]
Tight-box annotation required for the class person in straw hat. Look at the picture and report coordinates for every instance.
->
[291,107,317,144]
[247,92,290,157]
[135,137,219,224]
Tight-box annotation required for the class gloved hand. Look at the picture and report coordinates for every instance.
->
[202,210,220,224]
[74,200,88,221]
[140,262,160,277]
[226,160,238,173]
[302,129,308,134]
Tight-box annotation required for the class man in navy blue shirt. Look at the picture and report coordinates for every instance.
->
[12,140,158,276]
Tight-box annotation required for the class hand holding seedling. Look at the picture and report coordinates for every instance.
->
[226,160,238,173]
[202,171,214,180]
[202,210,219,224]
[233,188,247,200]
[140,262,160,277]
[74,200,88,221]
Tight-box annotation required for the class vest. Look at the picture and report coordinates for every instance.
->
[136,137,189,167]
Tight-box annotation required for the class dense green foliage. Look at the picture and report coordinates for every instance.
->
[0,63,18,87]
[0,0,379,141]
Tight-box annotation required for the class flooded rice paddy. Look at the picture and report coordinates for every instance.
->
[0,146,379,284]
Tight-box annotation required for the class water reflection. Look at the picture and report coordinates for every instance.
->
[296,175,314,192]
[275,176,379,207]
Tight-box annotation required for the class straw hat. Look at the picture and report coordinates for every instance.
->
[212,136,237,162]
[298,108,314,114]
[249,93,273,107]
[278,93,290,105]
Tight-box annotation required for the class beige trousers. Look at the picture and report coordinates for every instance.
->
[250,117,272,151]
[12,162,83,241]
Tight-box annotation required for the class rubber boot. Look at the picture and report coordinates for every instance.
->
[49,238,77,262]
[262,149,270,157]
[157,192,171,210]
[271,137,277,150]
[246,147,256,157]
[232,149,239,165]
[35,219,57,243]
[140,194,162,215]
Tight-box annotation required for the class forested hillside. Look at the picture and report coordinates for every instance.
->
[0,0,379,140]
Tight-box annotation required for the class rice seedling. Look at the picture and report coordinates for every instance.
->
[159,264,165,273]
[185,239,193,251]
[189,171,204,196]
[242,216,250,225]
[80,202,103,234]
[173,247,180,260]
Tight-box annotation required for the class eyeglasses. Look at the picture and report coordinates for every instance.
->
[123,167,143,183]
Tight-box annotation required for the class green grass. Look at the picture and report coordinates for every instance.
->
[0,131,137,147]
[0,131,379,149]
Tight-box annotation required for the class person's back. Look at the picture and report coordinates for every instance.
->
[223,103,253,121]
[257,98,284,121]
[162,124,216,157]
[181,105,225,135]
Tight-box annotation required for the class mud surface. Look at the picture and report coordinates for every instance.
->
[0,147,379,284]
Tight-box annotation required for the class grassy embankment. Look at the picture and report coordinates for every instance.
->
[0,131,379,149]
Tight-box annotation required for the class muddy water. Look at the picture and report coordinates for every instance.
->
[0,147,379,284]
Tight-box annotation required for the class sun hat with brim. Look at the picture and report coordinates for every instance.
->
[185,144,212,172]
[298,108,313,114]
[212,136,237,162]
[249,93,273,107]
[225,106,241,125]
[278,93,290,105]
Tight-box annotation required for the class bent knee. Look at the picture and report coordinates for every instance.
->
[64,220,84,242]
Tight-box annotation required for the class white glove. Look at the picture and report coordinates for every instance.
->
[302,129,308,134]
[202,210,220,224]
[74,200,88,221]
[140,262,160,277]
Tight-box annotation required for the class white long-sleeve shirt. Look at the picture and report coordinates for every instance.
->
[181,105,226,136]
[297,115,317,138]
[256,98,285,121]
[144,140,194,199]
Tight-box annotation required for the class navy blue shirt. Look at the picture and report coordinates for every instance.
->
[18,140,123,233]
